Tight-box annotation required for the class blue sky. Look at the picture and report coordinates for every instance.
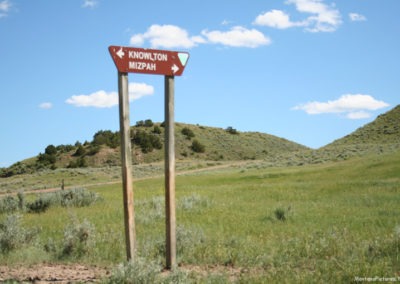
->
[1,0,399,167]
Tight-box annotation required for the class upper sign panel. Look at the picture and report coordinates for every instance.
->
[109,46,190,76]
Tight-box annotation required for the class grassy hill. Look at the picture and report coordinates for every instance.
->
[328,104,400,146]
[0,122,309,177]
[313,104,400,161]
[2,104,400,177]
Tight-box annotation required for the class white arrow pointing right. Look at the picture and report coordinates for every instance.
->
[171,64,179,74]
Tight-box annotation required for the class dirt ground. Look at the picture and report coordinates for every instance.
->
[0,263,256,283]
[0,264,110,283]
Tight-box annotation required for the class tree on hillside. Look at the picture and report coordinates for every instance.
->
[67,157,88,168]
[56,144,74,153]
[132,130,162,153]
[136,119,154,127]
[45,145,57,156]
[73,145,86,157]
[153,125,162,134]
[92,130,119,148]
[144,119,154,127]
[36,144,58,169]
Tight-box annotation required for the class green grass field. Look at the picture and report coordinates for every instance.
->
[1,152,399,282]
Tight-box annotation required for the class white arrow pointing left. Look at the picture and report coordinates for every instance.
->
[116,47,125,59]
[171,64,179,74]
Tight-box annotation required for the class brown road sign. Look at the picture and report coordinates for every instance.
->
[109,46,190,76]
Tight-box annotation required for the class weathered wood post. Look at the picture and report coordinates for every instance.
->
[164,75,176,268]
[118,71,136,260]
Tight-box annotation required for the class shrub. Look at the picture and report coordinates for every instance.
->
[176,225,206,262]
[135,196,164,224]
[92,130,119,148]
[106,259,192,284]
[191,139,205,153]
[87,145,100,156]
[144,119,154,127]
[136,119,154,127]
[61,217,96,258]
[0,214,38,253]
[38,188,99,209]
[162,269,190,283]
[56,144,74,153]
[0,162,33,177]
[0,196,19,214]
[274,207,287,221]
[153,125,162,134]
[225,126,239,135]
[133,130,162,153]
[5,188,100,214]
[73,145,86,157]
[181,127,195,140]
[106,258,161,284]
[136,120,145,127]
[17,191,25,211]
[179,194,211,212]
[26,197,51,213]
[67,157,88,168]
[37,153,56,165]
[45,144,57,155]
[59,188,100,207]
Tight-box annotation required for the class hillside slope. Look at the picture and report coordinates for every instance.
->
[316,104,400,160]
[1,122,309,177]
[3,104,400,177]
[328,105,400,146]
[91,123,309,164]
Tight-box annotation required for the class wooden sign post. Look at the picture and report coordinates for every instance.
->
[164,75,176,268]
[118,71,136,260]
[109,46,189,268]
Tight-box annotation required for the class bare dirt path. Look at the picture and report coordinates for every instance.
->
[0,263,262,283]
[0,264,110,283]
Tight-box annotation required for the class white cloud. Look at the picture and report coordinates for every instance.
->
[255,0,342,32]
[39,102,53,109]
[66,83,154,108]
[254,9,307,29]
[288,0,342,32]
[128,82,154,101]
[201,26,271,48]
[130,24,270,49]
[0,0,11,18]
[129,34,145,46]
[82,0,97,8]
[66,91,117,108]
[346,111,371,119]
[130,24,205,49]
[349,13,366,22]
[221,20,233,26]
[293,94,390,119]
